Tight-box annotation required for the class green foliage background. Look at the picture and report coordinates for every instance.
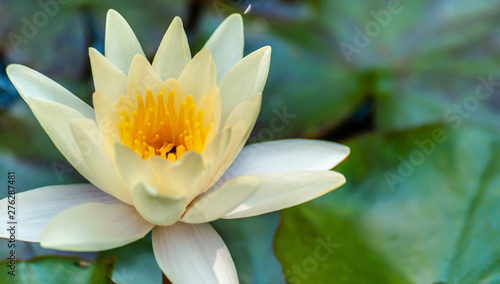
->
[0,0,499,283]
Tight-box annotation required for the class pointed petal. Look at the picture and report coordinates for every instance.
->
[201,94,262,190]
[153,17,191,80]
[181,175,259,223]
[127,54,163,98]
[218,46,271,124]
[20,98,93,180]
[202,128,235,188]
[0,184,119,242]
[105,9,145,74]
[203,14,244,80]
[224,139,350,180]
[208,94,262,184]
[93,91,118,154]
[6,64,94,118]
[132,183,187,226]
[70,119,132,204]
[152,223,238,284]
[159,151,208,199]
[224,170,346,219]
[114,141,158,192]
[41,202,154,251]
[223,93,261,136]
[177,49,216,103]
[89,48,128,100]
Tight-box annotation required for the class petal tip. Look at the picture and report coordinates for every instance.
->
[228,13,243,21]
[106,9,122,20]
[172,16,183,25]
[6,64,29,78]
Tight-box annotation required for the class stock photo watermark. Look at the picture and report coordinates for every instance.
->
[384,127,447,191]
[248,106,296,144]
[284,235,340,284]
[385,72,499,191]
[8,0,69,52]
[5,172,17,276]
[340,0,412,63]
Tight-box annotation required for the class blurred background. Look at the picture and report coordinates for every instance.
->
[1,0,500,283]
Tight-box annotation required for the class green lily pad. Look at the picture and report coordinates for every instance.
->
[0,256,109,284]
[275,125,500,283]
[257,0,500,133]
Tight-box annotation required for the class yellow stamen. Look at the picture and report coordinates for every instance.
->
[117,89,211,161]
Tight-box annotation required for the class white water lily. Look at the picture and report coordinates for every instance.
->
[1,10,349,284]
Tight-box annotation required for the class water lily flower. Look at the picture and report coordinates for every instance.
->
[1,10,349,284]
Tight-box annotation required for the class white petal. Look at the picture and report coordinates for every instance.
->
[6,64,94,118]
[41,202,154,251]
[201,94,262,190]
[70,119,132,204]
[114,141,158,192]
[132,183,187,226]
[218,46,271,124]
[127,54,163,98]
[159,151,209,199]
[181,175,259,223]
[223,92,261,135]
[203,14,244,80]
[105,9,145,74]
[196,86,221,138]
[223,139,350,180]
[224,170,346,219]
[21,98,93,180]
[89,48,128,100]
[152,223,238,284]
[202,128,236,188]
[177,49,217,103]
[0,184,118,242]
[210,94,262,182]
[93,91,118,155]
[153,17,191,80]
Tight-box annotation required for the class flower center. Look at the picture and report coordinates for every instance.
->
[117,89,211,161]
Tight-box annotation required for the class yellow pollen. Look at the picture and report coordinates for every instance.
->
[117,89,211,161]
